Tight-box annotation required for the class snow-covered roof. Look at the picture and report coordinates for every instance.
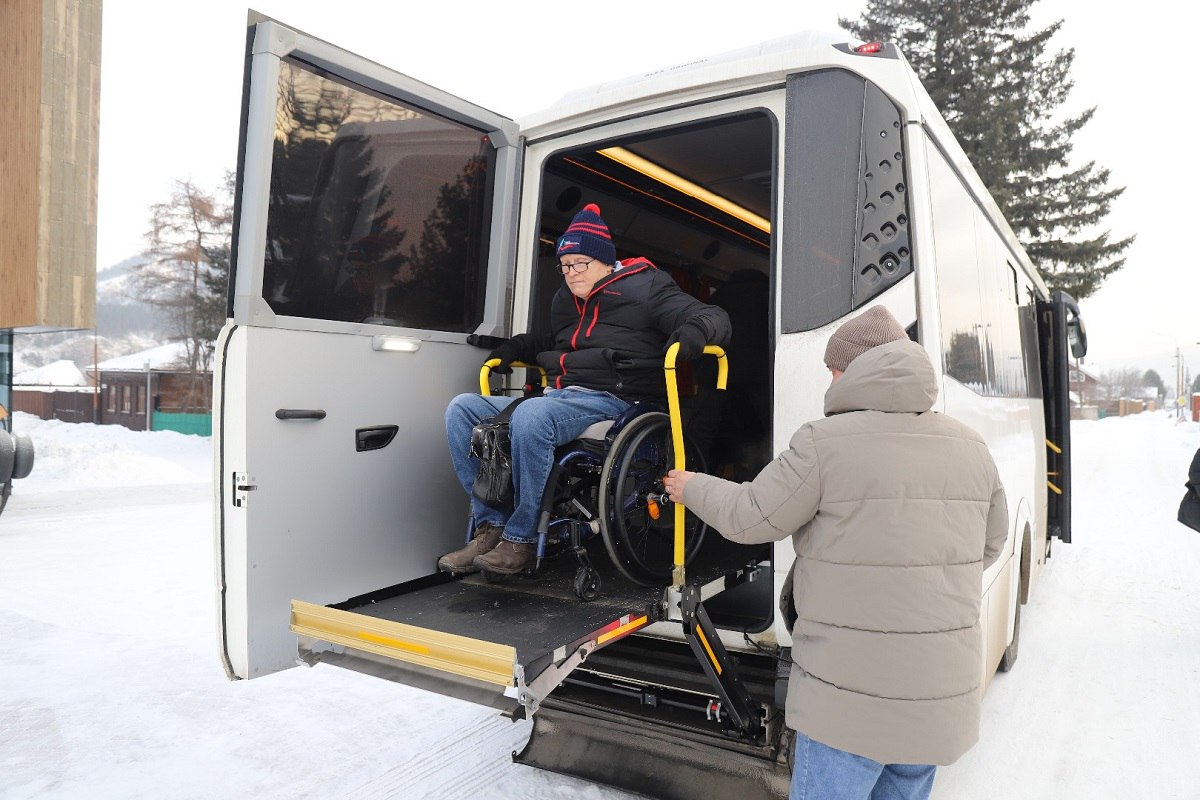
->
[13,360,90,387]
[91,342,192,372]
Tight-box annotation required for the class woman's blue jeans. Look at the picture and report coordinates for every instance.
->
[445,387,631,543]
[790,731,936,800]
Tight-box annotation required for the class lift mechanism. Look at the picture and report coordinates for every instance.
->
[291,343,766,741]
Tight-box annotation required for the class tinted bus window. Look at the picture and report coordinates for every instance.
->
[928,149,986,391]
[261,59,494,331]
[931,146,1031,398]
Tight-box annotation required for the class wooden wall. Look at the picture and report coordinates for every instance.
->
[0,0,101,332]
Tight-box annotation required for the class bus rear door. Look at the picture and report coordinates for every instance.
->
[215,15,520,680]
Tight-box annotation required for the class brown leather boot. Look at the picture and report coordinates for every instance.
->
[472,539,536,576]
[437,523,504,575]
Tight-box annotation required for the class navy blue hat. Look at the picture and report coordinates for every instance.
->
[556,203,616,265]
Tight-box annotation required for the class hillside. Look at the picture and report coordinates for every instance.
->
[13,255,172,373]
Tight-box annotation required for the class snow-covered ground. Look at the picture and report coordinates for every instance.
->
[2,411,1198,799]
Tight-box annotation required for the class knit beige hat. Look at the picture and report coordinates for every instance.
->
[824,306,907,371]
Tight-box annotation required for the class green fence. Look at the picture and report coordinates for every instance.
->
[152,412,212,436]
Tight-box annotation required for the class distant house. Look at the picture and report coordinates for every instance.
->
[91,343,213,434]
[1068,365,1102,412]
[11,360,97,423]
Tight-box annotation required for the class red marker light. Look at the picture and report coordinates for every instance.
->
[855,42,884,55]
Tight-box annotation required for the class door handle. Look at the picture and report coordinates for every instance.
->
[356,425,398,452]
[275,409,327,420]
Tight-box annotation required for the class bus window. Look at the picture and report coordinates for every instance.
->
[259,58,495,331]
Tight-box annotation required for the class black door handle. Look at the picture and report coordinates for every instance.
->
[356,425,399,452]
[275,409,327,420]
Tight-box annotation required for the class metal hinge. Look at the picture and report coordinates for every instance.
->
[232,472,257,507]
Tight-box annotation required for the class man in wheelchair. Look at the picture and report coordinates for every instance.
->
[438,203,731,578]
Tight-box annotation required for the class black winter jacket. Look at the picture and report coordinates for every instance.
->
[1179,447,1200,533]
[510,258,731,400]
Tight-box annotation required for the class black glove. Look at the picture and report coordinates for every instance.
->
[487,338,524,375]
[664,324,707,362]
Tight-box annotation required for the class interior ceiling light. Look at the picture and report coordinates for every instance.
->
[596,146,771,234]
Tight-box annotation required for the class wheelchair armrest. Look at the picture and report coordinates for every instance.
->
[479,360,548,397]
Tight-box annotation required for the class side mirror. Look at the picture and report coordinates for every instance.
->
[1067,316,1087,359]
[1052,290,1087,360]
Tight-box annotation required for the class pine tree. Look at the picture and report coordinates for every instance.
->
[1143,369,1165,402]
[841,0,1133,299]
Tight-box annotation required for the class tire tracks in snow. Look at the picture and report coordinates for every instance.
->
[348,711,531,799]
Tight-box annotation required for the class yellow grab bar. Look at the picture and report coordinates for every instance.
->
[479,359,548,396]
[664,343,727,587]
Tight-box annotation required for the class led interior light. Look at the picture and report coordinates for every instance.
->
[855,42,884,54]
[371,335,421,353]
[596,147,771,233]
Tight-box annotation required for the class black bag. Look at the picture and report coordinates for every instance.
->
[1179,447,1200,533]
[470,419,515,510]
[1180,492,1200,534]
[469,396,529,511]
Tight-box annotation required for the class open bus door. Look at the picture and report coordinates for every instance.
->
[215,13,522,681]
[1037,290,1086,546]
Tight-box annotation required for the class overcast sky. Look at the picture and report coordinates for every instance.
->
[96,0,1200,388]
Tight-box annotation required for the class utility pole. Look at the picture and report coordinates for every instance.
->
[1174,347,1183,419]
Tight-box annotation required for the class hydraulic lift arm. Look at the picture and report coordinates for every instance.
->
[676,583,765,740]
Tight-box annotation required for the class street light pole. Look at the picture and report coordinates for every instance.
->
[144,359,153,432]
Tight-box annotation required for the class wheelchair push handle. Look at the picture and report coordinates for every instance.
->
[663,342,727,588]
[479,359,548,397]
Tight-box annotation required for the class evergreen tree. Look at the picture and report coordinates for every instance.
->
[1143,369,1165,401]
[841,0,1133,299]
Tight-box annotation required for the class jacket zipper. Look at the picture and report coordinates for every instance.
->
[561,262,653,387]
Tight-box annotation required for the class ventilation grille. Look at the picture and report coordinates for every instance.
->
[853,84,913,305]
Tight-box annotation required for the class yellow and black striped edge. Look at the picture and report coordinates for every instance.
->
[290,600,516,687]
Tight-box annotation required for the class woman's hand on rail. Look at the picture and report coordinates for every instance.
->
[663,469,696,504]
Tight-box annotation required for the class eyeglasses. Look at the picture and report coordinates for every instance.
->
[557,258,595,274]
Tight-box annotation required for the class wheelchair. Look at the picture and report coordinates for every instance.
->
[474,344,726,601]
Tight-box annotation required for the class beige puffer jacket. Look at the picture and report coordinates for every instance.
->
[682,339,1008,765]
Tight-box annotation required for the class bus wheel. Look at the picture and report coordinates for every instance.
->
[998,600,1021,672]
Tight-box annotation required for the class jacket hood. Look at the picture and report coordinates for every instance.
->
[824,339,938,416]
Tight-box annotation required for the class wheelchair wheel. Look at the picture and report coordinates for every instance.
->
[598,412,707,585]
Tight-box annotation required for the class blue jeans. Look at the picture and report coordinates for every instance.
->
[445,387,631,543]
[791,731,936,800]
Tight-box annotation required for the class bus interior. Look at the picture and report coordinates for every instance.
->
[528,110,780,632]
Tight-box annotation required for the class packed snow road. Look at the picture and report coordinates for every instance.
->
[1,411,1197,799]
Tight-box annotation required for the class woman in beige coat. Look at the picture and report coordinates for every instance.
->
[665,306,1008,800]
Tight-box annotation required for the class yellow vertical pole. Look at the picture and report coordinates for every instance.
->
[664,344,726,588]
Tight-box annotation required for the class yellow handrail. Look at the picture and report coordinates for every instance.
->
[664,343,727,587]
[479,359,548,396]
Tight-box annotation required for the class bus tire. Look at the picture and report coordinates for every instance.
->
[998,599,1020,672]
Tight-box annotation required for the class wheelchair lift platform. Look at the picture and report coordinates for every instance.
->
[291,538,765,721]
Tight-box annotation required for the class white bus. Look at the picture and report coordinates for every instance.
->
[215,15,1085,799]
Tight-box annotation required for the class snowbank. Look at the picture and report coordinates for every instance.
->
[9,411,211,493]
